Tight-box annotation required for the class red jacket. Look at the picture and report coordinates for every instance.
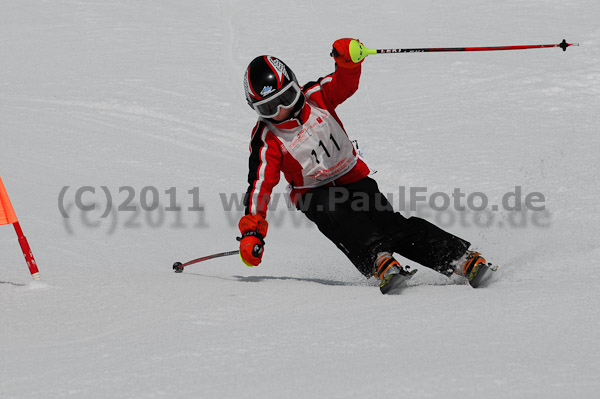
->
[244,65,370,218]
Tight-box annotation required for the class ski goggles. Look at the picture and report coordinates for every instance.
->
[252,81,302,118]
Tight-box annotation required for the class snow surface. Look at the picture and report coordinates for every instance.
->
[1,1,599,398]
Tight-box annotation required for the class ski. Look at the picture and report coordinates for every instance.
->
[380,268,418,295]
[469,263,499,288]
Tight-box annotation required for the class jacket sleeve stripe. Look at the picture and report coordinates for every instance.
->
[249,127,270,215]
[303,75,333,100]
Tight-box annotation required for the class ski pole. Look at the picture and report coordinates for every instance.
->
[339,39,579,63]
[173,250,240,273]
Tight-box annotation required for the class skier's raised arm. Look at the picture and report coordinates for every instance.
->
[312,38,364,112]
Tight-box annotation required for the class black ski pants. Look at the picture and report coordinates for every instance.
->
[299,177,470,277]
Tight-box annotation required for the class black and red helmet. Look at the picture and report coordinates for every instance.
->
[244,55,304,119]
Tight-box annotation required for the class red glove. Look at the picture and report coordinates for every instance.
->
[331,38,364,69]
[238,214,268,266]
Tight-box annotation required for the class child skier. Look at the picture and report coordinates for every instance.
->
[238,38,494,294]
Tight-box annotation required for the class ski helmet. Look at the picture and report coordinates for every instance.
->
[244,55,304,119]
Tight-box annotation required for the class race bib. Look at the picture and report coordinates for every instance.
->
[272,105,357,188]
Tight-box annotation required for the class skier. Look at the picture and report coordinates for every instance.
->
[238,38,494,294]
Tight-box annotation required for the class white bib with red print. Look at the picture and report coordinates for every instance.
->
[270,104,357,189]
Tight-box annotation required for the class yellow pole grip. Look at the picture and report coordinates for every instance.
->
[348,40,377,63]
